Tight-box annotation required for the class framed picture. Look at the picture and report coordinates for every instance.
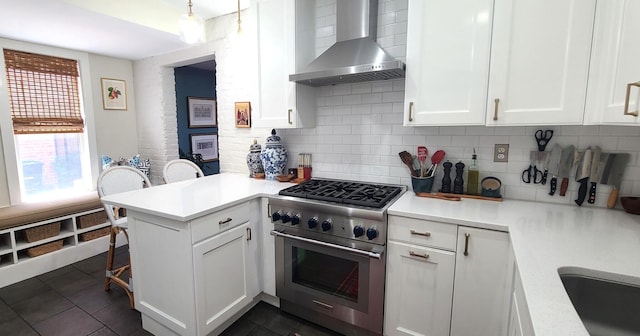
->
[188,97,217,128]
[235,102,251,128]
[101,78,127,110]
[190,133,219,162]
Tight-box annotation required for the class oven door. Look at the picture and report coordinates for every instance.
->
[272,230,385,334]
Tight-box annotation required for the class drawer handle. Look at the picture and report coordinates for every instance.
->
[246,227,252,241]
[408,101,414,122]
[409,251,430,259]
[288,109,293,124]
[219,218,232,225]
[493,98,500,121]
[312,300,334,310]
[410,229,431,237]
[463,232,470,256]
[624,82,640,117]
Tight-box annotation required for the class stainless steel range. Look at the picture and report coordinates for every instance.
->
[269,178,406,336]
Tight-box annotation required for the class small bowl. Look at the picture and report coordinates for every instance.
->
[481,177,502,198]
[276,175,293,182]
[621,196,640,215]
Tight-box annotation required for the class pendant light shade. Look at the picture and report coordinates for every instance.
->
[179,0,205,44]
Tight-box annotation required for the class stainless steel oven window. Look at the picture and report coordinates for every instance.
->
[278,236,374,312]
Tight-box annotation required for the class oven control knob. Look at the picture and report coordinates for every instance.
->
[366,228,378,240]
[353,225,365,237]
[291,214,301,225]
[281,213,291,223]
[321,219,332,231]
[308,217,319,229]
[271,211,282,222]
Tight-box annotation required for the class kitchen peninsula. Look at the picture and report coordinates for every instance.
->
[102,173,640,336]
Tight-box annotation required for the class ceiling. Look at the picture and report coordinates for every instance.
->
[0,0,249,60]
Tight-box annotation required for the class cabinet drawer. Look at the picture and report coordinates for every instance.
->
[388,215,457,251]
[191,202,251,244]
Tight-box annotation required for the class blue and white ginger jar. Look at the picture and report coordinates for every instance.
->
[261,129,288,180]
[246,139,264,178]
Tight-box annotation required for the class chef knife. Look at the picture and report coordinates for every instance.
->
[600,153,630,208]
[587,146,601,204]
[546,144,563,196]
[558,145,575,197]
[575,147,592,206]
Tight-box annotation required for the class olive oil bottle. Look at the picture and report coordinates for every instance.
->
[467,148,479,195]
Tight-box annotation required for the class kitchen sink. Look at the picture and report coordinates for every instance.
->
[559,270,640,336]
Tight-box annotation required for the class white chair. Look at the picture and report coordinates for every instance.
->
[97,165,151,309]
[162,159,204,183]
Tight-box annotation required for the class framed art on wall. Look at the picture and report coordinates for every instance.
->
[188,97,217,128]
[101,78,127,110]
[235,102,251,128]
[190,133,219,162]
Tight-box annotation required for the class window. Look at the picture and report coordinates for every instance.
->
[3,49,91,202]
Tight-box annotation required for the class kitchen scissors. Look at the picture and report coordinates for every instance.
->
[535,129,554,151]
[522,152,544,184]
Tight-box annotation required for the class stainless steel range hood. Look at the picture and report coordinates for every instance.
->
[289,0,405,87]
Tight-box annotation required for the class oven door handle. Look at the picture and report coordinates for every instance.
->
[270,230,383,260]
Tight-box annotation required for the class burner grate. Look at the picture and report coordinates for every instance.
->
[279,179,403,209]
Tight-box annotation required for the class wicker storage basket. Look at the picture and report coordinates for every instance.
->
[26,240,63,257]
[79,227,111,242]
[24,222,61,243]
[77,211,108,229]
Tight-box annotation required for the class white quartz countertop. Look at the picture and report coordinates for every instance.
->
[389,192,640,336]
[101,173,294,222]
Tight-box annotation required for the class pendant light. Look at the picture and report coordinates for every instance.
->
[179,0,205,44]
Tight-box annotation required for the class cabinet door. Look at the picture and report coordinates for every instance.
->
[450,227,510,336]
[487,0,596,125]
[193,222,255,335]
[585,0,640,125]
[403,0,492,126]
[384,241,455,336]
[253,0,315,129]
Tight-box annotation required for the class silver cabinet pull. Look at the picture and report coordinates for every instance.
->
[408,101,414,122]
[463,232,470,256]
[624,82,640,117]
[493,98,500,121]
[409,251,429,259]
[246,227,252,241]
[288,109,293,124]
[219,218,232,225]
[410,229,431,237]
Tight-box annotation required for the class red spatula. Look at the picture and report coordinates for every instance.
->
[417,146,428,177]
[426,150,446,177]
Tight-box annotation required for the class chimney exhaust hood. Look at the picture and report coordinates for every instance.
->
[289,0,405,87]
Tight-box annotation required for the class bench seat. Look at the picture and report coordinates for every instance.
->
[0,192,103,231]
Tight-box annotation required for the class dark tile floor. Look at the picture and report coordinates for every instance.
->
[0,246,341,336]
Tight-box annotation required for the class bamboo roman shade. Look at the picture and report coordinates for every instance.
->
[3,49,84,134]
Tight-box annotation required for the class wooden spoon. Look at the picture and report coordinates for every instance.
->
[399,151,417,176]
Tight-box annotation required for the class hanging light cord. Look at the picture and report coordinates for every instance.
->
[237,0,242,33]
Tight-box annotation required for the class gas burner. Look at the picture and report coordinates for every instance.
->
[279,179,403,209]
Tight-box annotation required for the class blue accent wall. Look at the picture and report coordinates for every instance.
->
[174,64,219,175]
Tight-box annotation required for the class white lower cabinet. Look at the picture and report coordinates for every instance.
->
[193,222,257,335]
[384,240,456,336]
[128,201,259,336]
[450,227,511,336]
[507,259,534,336]
[385,216,511,336]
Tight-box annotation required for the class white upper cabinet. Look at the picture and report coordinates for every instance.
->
[403,0,493,126]
[584,0,640,125]
[487,0,596,125]
[253,0,315,129]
